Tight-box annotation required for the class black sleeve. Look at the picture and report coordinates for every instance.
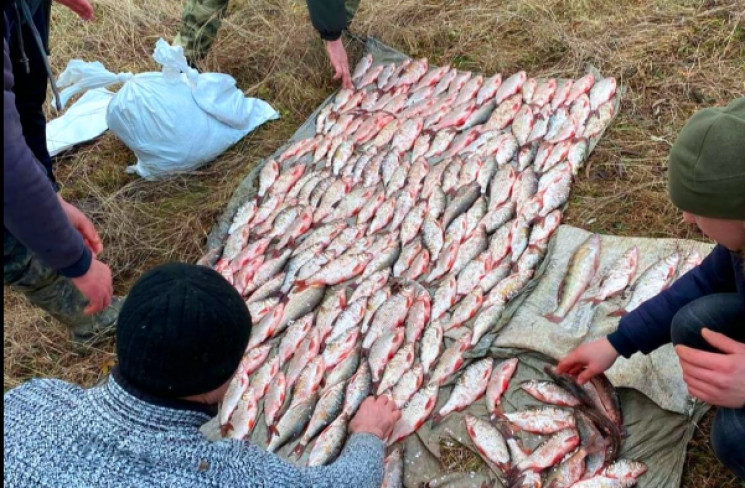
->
[306,0,347,41]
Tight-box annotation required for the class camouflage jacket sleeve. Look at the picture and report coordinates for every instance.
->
[305,0,347,41]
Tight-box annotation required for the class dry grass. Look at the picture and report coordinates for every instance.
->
[4,0,744,484]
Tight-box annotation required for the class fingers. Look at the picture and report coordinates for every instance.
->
[675,345,726,372]
[577,366,600,385]
[702,328,745,354]
[79,218,104,255]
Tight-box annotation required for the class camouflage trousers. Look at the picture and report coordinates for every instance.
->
[173,0,361,62]
[4,231,119,340]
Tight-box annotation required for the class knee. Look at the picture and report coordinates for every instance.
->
[670,300,706,347]
[711,409,745,478]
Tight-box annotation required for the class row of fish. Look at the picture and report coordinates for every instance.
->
[210,54,619,472]
[544,234,702,323]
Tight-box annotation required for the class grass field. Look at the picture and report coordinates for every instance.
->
[3,0,744,485]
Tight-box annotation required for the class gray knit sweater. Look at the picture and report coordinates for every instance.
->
[3,372,385,487]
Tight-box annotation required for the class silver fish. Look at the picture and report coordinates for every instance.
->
[343,362,372,417]
[388,384,439,445]
[485,358,519,418]
[294,382,346,457]
[611,252,680,316]
[503,407,576,435]
[381,446,404,488]
[545,234,601,323]
[268,394,317,453]
[434,359,493,422]
[308,414,348,466]
[377,343,416,395]
[464,414,510,468]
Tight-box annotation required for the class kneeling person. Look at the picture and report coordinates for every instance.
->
[4,263,400,486]
[558,98,745,479]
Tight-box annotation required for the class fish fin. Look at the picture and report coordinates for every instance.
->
[291,442,307,459]
[430,413,445,426]
[543,313,563,324]
[607,308,626,317]
[293,281,310,292]
[582,296,603,305]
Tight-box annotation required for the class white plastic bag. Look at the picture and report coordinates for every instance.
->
[55,39,279,180]
[46,87,113,157]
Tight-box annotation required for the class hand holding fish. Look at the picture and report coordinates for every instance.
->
[556,337,620,384]
[675,329,745,409]
[349,396,401,441]
[325,39,354,90]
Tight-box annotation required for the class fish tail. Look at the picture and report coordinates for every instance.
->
[543,313,563,324]
[490,405,509,423]
[291,442,307,459]
[582,296,602,305]
[220,424,231,437]
[430,413,445,426]
[607,308,627,317]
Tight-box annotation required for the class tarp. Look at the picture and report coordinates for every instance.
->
[202,37,709,488]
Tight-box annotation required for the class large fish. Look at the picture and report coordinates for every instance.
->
[584,246,640,304]
[514,429,581,473]
[369,328,406,384]
[520,380,581,407]
[307,414,349,467]
[485,358,519,419]
[224,389,258,440]
[434,359,493,422]
[388,384,439,445]
[389,365,425,409]
[268,394,317,453]
[419,323,444,376]
[464,414,511,469]
[293,381,346,457]
[545,234,601,323]
[503,407,576,435]
[610,252,680,316]
[377,343,416,395]
[381,447,404,488]
[428,333,473,386]
[343,362,372,417]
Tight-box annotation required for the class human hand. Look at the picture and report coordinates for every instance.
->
[556,337,620,384]
[54,0,94,20]
[324,39,353,90]
[71,259,113,315]
[675,328,745,409]
[349,396,401,441]
[59,196,103,257]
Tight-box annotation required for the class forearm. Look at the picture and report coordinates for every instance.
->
[306,0,347,41]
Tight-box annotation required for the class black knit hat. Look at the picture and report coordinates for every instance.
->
[117,263,251,398]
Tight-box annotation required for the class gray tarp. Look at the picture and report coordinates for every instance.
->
[203,38,709,488]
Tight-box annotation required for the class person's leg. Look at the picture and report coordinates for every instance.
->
[4,231,121,345]
[8,0,56,187]
[671,293,745,479]
[173,0,230,64]
[711,406,745,479]
[670,293,745,350]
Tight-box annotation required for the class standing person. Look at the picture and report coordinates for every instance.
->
[558,98,745,479]
[4,0,118,347]
[4,263,401,486]
[173,0,359,89]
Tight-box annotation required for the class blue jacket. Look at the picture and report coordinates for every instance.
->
[4,33,91,277]
[608,245,745,357]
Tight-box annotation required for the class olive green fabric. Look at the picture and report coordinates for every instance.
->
[668,98,745,220]
[174,0,361,62]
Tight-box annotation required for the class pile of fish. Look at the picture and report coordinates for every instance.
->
[543,234,702,324]
[209,54,620,471]
[435,358,648,488]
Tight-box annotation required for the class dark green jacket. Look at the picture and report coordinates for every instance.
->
[307,0,357,41]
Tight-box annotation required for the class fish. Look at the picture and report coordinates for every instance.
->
[532,78,558,108]
[464,414,511,469]
[264,372,287,435]
[332,89,355,113]
[495,134,520,166]
[377,343,416,395]
[462,100,497,130]
[477,73,503,105]
[428,186,448,221]
[396,58,429,87]
[292,357,326,405]
[551,79,573,110]
[590,77,617,110]
[323,327,361,370]
[363,287,414,348]
[457,252,494,296]
[459,155,484,189]
[583,101,615,139]
[314,177,353,223]
[611,252,680,316]
[315,104,334,134]
[400,204,427,246]
[229,201,258,235]
[526,108,550,145]
[375,63,397,90]
[389,188,417,230]
[441,158,463,194]
[243,250,292,296]
[584,246,640,304]
[477,157,498,195]
[512,104,535,146]
[676,250,703,279]
[445,288,484,331]
[280,285,326,332]
[521,380,581,407]
[570,94,592,132]
[490,165,518,209]
[485,93,523,130]
[388,384,439,445]
[231,236,270,278]
[285,329,322,391]
[447,70,473,95]
[569,477,625,488]
[513,168,539,210]
[544,447,588,488]
[279,136,317,161]
[584,375,624,429]
[514,429,581,473]
[434,359,493,422]
[488,223,513,264]
[224,389,259,440]
[425,129,457,159]
[601,459,648,482]
[360,286,392,334]
[454,75,484,105]
[293,382,346,458]
[296,253,371,289]
[433,69,459,97]
[503,407,576,435]
[471,299,506,345]
[352,54,373,82]
[269,164,306,198]
[391,118,424,154]
[219,370,250,427]
[576,410,608,478]
[452,225,488,274]
[356,64,386,90]
[522,78,538,104]
[367,197,397,235]
[343,362,372,417]
[567,138,589,175]
[509,218,532,263]
[258,160,280,198]
[479,258,512,294]
[369,328,406,383]
[404,249,431,281]
[515,246,545,274]
[430,275,458,320]
[389,365,425,409]
[545,234,602,323]
[369,118,403,150]
[428,332,473,386]
[324,346,361,389]
[443,183,481,228]
[496,71,527,104]
[347,269,388,304]
[269,393,318,455]
[222,225,251,264]
[360,236,401,279]
[326,224,367,257]
[432,100,476,131]
[246,303,286,350]
[485,358,519,418]
[251,354,281,402]
[481,203,515,233]
[565,73,595,106]
[381,447,404,488]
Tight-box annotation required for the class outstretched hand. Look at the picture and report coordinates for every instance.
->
[676,328,745,409]
[54,0,95,21]
[324,39,353,90]
[58,196,103,257]
[556,337,620,384]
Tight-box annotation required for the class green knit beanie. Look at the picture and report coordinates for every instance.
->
[668,98,745,220]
